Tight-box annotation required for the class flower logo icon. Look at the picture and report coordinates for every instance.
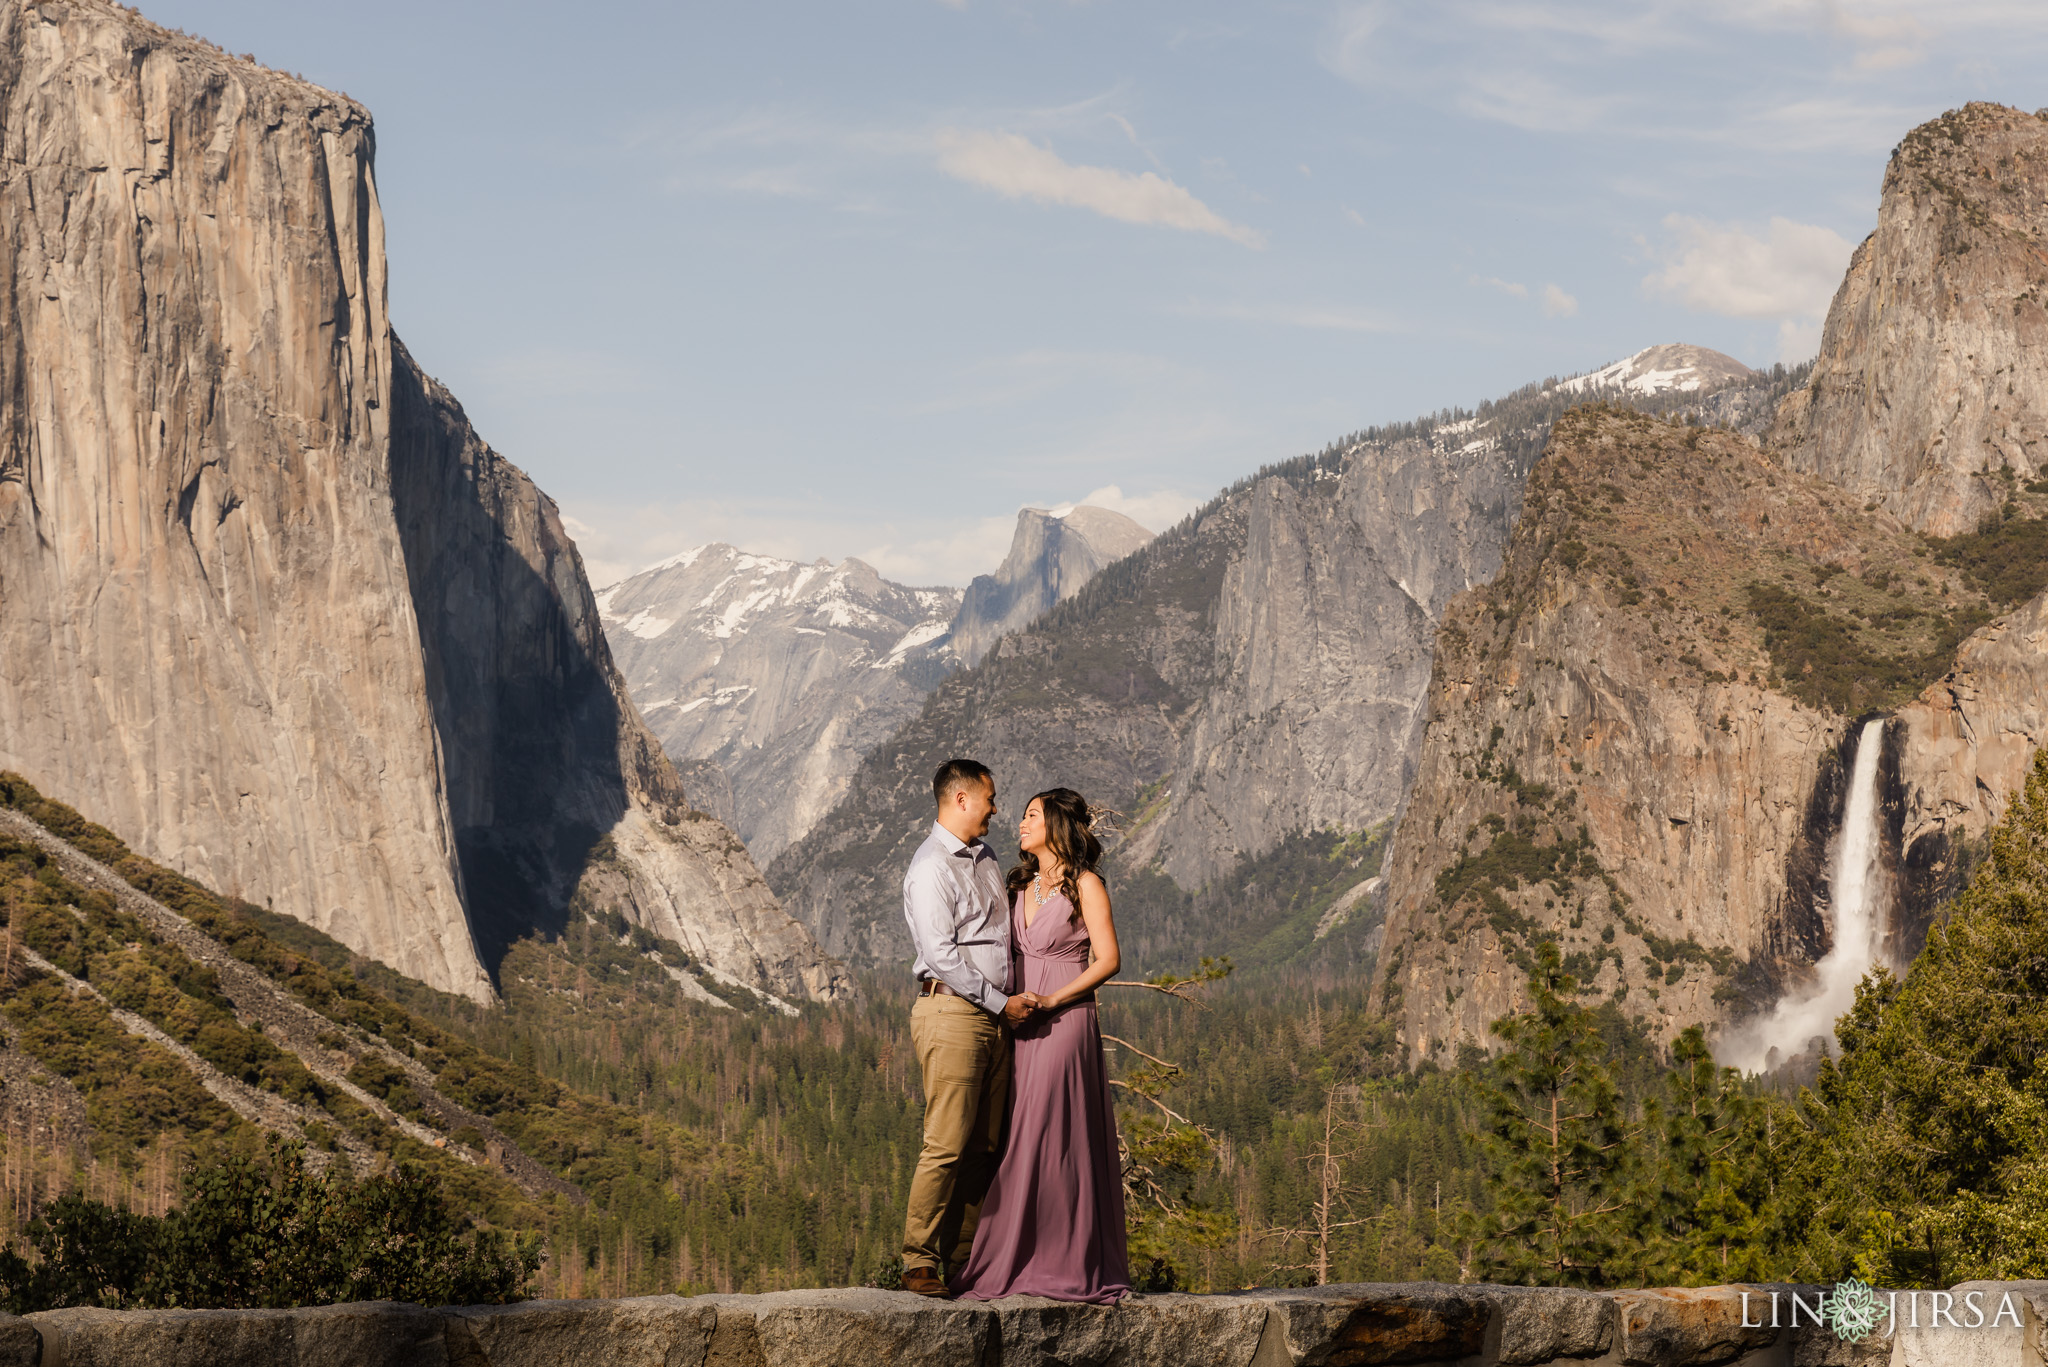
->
[1826,1278,1884,1342]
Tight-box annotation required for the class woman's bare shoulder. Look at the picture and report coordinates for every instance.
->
[1076,869,1109,895]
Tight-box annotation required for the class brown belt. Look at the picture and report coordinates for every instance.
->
[919,978,962,999]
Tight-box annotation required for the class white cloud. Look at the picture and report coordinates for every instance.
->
[1644,214,1855,360]
[1069,484,1199,534]
[1472,275,1529,299]
[1317,0,2048,153]
[1777,317,1825,360]
[1343,206,1366,227]
[1821,0,1930,70]
[1644,214,1854,319]
[934,129,1266,247]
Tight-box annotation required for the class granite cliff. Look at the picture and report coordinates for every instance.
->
[1368,406,1992,1061]
[0,0,845,1004]
[1772,103,2048,535]
[1378,105,2048,1062]
[598,547,960,863]
[1776,102,2048,889]
[767,358,1784,969]
[949,504,1153,665]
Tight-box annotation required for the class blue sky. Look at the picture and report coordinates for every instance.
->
[147,1,2048,585]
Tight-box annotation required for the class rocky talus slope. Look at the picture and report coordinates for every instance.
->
[0,786,575,1201]
[1369,405,1996,1061]
[949,504,1154,665]
[0,0,844,1003]
[598,548,959,863]
[1771,103,2048,535]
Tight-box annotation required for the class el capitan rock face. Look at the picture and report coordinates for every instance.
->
[0,0,485,996]
[1771,103,2048,535]
[0,0,846,1004]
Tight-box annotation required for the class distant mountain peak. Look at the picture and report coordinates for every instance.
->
[951,505,1156,665]
[1552,343,1757,398]
[598,547,962,861]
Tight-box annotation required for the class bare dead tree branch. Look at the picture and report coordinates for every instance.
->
[1102,978,1212,1008]
[1101,1033,1182,1073]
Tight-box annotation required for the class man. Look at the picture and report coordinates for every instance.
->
[899,758,1038,1297]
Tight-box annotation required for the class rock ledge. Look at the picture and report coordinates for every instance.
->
[6,1278,1996,1366]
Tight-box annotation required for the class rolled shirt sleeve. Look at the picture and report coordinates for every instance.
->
[904,852,1010,1015]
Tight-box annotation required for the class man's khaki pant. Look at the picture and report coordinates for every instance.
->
[902,994,1012,1276]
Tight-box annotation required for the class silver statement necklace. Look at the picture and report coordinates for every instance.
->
[1032,868,1063,907]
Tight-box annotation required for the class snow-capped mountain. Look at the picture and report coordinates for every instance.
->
[599,503,1158,862]
[598,548,961,862]
[1552,343,1756,398]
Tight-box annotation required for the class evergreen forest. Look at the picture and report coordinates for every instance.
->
[9,748,2048,1304]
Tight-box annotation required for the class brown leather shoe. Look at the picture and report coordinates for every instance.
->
[901,1266,951,1298]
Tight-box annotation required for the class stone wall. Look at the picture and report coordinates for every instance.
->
[2,1279,2034,1366]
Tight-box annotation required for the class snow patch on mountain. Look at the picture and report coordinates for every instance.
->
[1552,343,1757,398]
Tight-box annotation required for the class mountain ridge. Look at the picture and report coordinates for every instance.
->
[766,351,1790,971]
[949,505,1156,666]
[598,545,960,864]
[597,504,1154,865]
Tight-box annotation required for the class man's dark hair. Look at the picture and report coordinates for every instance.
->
[933,759,993,806]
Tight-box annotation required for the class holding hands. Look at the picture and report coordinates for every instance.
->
[1000,992,1044,1026]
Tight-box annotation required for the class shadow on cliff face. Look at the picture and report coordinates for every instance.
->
[385,336,657,980]
[1732,716,1945,1024]
[1883,720,1968,966]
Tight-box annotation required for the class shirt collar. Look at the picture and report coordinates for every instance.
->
[931,822,991,860]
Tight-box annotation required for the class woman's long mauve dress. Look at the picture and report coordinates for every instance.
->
[952,889,1132,1303]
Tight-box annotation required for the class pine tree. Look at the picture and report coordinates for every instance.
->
[1768,749,2048,1284]
[1629,1026,1763,1285]
[1471,942,1632,1285]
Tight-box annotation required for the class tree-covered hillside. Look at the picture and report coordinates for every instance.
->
[14,745,2048,1297]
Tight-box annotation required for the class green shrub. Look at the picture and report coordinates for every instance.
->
[1745,582,1985,713]
[1927,511,2048,607]
[0,1142,538,1312]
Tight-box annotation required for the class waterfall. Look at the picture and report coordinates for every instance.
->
[1726,718,1889,1073]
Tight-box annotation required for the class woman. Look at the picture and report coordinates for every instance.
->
[951,788,1132,1304]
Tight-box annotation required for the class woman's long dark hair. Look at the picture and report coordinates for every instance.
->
[1005,788,1104,920]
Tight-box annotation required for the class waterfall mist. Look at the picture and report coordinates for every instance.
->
[1724,718,1890,1073]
